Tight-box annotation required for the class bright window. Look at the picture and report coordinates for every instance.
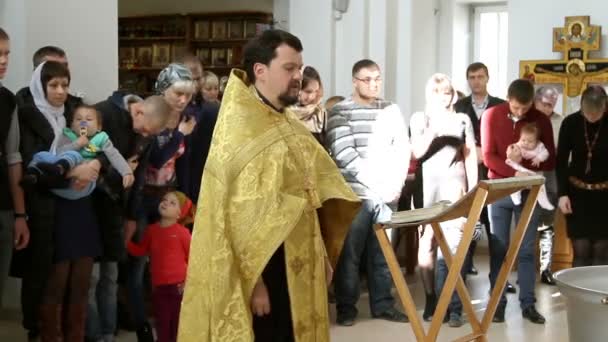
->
[473,5,508,98]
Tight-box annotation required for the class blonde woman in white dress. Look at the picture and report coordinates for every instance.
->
[409,73,478,326]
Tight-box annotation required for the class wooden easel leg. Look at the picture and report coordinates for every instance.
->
[481,185,541,330]
[426,189,488,341]
[374,224,426,341]
[432,226,484,336]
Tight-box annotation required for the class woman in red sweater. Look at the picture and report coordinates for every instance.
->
[127,191,193,342]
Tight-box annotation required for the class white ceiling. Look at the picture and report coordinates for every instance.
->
[454,0,506,3]
[119,0,273,17]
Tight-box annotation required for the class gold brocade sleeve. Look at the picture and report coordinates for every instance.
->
[178,171,222,342]
[179,144,308,342]
[315,157,362,268]
[318,198,361,268]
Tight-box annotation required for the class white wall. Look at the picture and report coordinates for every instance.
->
[0,0,118,103]
[0,1,27,93]
[272,0,290,31]
[332,0,368,98]
[410,0,439,113]
[288,0,333,99]
[0,0,117,312]
[283,0,440,121]
[437,0,453,77]
[435,0,472,96]
[385,0,412,116]
[451,2,471,93]
[119,0,273,17]
[508,0,608,80]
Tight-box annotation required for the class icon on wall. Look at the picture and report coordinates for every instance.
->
[152,44,171,67]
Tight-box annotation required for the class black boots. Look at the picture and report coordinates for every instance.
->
[422,293,437,322]
[136,322,154,342]
[21,162,71,190]
[540,270,556,285]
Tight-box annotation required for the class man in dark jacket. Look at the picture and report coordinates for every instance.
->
[176,55,220,204]
[180,100,219,203]
[0,27,30,312]
[175,98,219,204]
[85,93,170,342]
[454,63,505,150]
[454,62,507,282]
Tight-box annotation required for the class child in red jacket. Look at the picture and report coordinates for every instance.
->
[127,191,194,342]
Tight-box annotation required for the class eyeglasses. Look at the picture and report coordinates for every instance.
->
[354,76,382,84]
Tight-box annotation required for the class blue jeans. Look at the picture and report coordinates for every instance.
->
[86,262,118,341]
[435,224,467,316]
[127,194,160,328]
[335,199,395,317]
[30,151,95,200]
[488,192,541,310]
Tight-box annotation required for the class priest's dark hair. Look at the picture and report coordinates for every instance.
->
[507,79,535,104]
[0,27,9,41]
[243,29,303,83]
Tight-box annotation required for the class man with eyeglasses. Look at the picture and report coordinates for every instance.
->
[326,59,410,326]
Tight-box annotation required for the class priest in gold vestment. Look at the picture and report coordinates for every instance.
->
[178,30,361,342]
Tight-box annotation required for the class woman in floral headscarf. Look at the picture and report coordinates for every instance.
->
[290,66,327,145]
[126,63,197,340]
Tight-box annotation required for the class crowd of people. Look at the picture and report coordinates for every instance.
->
[1,26,607,342]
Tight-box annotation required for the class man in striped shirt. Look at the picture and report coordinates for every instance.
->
[326,59,410,326]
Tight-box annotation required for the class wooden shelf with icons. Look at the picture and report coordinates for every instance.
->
[118,11,272,95]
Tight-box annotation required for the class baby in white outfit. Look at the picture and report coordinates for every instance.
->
[506,123,554,210]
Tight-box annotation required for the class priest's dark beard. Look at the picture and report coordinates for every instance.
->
[278,92,299,107]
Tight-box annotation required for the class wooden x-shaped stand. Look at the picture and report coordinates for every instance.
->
[374,176,544,342]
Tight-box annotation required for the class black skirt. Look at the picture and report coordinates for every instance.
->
[566,185,608,239]
[53,196,102,262]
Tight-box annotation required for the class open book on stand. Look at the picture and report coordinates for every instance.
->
[389,200,452,226]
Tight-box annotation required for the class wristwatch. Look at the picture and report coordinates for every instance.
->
[14,213,29,221]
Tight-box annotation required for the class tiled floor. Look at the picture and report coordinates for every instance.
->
[0,255,570,341]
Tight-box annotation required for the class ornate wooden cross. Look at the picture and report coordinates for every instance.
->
[519,16,608,115]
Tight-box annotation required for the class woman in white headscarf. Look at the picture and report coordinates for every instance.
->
[15,61,101,341]
[290,66,327,145]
